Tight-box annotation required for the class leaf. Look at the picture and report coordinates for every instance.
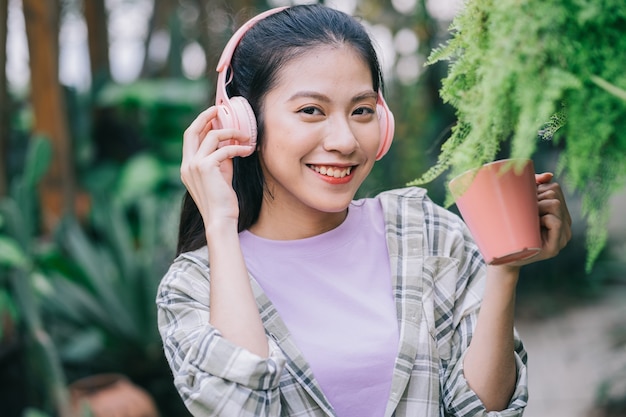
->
[95,201,136,281]
[115,153,165,204]
[59,327,105,362]
[46,275,136,339]
[22,137,52,189]
[0,236,29,268]
[1,189,32,248]
[590,75,626,102]
[54,218,138,337]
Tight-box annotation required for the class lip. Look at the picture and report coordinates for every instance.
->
[307,164,356,185]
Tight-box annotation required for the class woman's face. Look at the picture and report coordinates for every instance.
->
[258,44,380,225]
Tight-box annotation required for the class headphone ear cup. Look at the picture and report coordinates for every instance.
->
[376,101,395,160]
[228,97,258,147]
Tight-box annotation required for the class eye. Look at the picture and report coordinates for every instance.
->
[299,106,324,116]
[353,106,376,116]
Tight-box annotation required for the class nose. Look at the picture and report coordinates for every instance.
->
[323,116,359,155]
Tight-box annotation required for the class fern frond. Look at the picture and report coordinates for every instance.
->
[538,110,567,141]
[410,0,626,270]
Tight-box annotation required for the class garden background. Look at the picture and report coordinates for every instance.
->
[0,0,624,416]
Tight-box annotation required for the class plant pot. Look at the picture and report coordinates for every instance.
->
[448,159,541,265]
[69,373,159,417]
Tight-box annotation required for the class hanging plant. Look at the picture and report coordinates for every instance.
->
[409,0,626,270]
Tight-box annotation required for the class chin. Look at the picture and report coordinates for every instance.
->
[310,194,355,214]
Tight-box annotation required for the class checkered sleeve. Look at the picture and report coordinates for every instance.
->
[156,251,286,417]
[423,201,528,417]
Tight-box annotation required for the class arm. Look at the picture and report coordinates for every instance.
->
[180,107,268,358]
[462,265,519,411]
[156,256,285,416]
[154,109,286,416]
[463,173,572,411]
[206,222,269,357]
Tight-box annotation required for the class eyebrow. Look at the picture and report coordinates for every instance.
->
[287,90,378,104]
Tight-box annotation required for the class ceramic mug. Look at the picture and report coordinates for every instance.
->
[448,159,541,265]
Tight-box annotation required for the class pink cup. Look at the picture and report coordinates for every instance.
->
[448,159,542,265]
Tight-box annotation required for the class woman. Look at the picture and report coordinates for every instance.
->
[156,4,571,417]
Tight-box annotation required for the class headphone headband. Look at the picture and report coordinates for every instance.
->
[216,7,288,73]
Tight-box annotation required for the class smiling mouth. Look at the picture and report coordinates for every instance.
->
[308,164,354,179]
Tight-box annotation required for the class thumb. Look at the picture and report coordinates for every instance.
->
[535,172,554,185]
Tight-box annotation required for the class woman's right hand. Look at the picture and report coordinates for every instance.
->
[180,107,269,358]
[180,106,255,230]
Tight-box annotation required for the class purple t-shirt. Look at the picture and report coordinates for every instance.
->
[239,198,399,417]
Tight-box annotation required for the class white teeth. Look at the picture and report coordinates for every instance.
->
[310,165,352,178]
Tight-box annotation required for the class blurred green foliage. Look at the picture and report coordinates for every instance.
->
[1,77,194,415]
[0,137,72,417]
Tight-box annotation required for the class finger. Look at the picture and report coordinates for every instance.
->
[184,136,253,176]
[537,186,558,201]
[540,213,571,253]
[195,128,253,158]
[537,195,568,224]
[537,183,572,226]
[181,142,255,189]
[535,172,554,185]
[217,134,254,149]
[182,107,219,162]
[215,143,256,159]
[538,198,572,243]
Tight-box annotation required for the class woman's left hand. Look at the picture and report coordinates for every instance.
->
[511,172,572,267]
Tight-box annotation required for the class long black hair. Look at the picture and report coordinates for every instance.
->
[177,4,384,255]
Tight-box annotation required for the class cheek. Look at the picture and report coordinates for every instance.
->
[260,114,299,152]
[263,122,318,158]
[259,141,301,179]
[261,137,299,162]
[357,124,382,156]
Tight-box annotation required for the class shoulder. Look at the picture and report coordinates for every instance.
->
[374,186,475,258]
[166,247,211,279]
[374,186,451,216]
[374,186,463,227]
[157,247,211,304]
[177,246,210,268]
[375,185,429,201]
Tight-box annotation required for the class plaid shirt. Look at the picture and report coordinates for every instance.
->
[157,187,528,416]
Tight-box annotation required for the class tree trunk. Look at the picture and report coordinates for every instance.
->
[194,0,258,97]
[22,0,75,231]
[0,0,8,197]
[84,0,109,93]
[141,0,178,78]
[194,0,221,90]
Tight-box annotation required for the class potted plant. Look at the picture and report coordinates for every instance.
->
[408,0,626,270]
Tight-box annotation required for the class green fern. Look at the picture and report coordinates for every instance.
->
[412,0,626,270]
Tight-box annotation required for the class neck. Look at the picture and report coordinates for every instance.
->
[248,198,348,240]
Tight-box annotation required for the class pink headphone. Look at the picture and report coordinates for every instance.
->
[213,6,395,160]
